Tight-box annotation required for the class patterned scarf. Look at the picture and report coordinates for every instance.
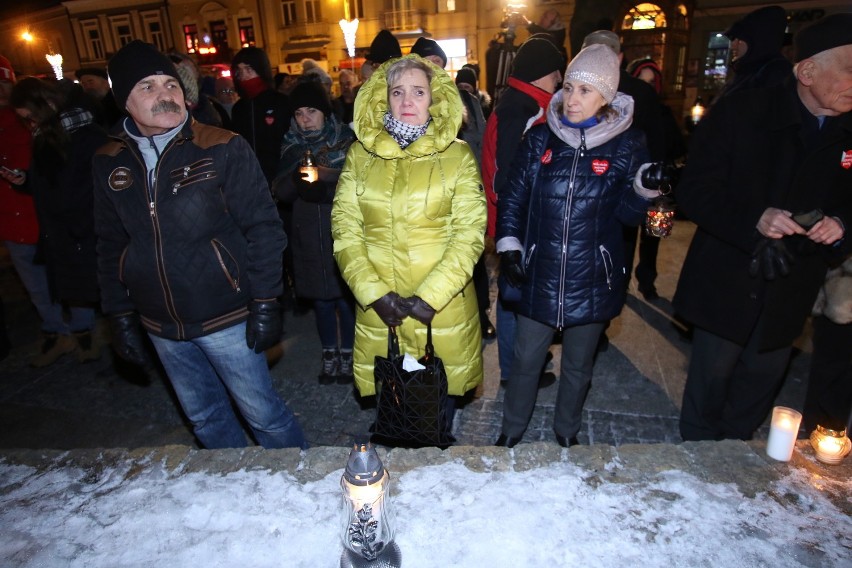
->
[278,114,355,176]
[59,107,95,134]
[383,111,430,149]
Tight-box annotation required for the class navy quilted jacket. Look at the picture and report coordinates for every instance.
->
[497,94,651,329]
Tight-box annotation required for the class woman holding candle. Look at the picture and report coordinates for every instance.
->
[331,55,486,434]
[274,79,357,384]
[494,44,661,448]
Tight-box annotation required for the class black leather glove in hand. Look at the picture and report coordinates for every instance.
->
[109,312,150,367]
[246,300,283,353]
[293,170,326,203]
[748,239,794,280]
[500,250,525,288]
[406,296,436,325]
[371,292,409,327]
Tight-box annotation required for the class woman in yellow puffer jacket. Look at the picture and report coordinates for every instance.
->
[331,55,486,407]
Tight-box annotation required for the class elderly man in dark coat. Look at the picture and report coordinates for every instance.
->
[674,14,852,442]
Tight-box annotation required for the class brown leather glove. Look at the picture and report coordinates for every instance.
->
[371,292,409,327]
[406,296,436,325]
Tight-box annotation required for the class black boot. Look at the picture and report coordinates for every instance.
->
[495,434,522,448]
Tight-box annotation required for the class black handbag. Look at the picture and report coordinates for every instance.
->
[371,324,453,448]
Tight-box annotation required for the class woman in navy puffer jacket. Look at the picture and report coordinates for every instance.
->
[495,44,660,448]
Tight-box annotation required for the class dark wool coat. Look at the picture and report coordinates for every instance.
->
[93,119,285,340]
[28,116,107,305]
[673,80,852,350]
[230,89,292,183]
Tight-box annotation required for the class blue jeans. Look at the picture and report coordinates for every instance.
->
[148,322,307,449]
[496,295,517,379]
[314,296,356,350]
[4,241,94,333]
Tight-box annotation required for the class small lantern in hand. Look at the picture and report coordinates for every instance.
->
[300,149,319,183]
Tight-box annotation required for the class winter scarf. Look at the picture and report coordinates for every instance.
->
[278,113,356,176]
[383,111,430,149]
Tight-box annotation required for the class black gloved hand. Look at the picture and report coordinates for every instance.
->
[109,312,151,367]
[293,170,326,203]
[406,296,436,325]
[749,239,794,280]
[246,299,283,353]
[500,250,525,288]
[371,292,409,327]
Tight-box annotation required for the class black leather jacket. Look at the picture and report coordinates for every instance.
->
[93,118,286,340]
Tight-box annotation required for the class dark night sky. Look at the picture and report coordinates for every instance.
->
[1,0,65,19]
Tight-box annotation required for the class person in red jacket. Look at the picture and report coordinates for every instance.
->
[0,55,76,366]
[481,37,564,383]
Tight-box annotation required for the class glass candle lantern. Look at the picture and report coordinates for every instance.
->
[645,196,676,238]
[300,149,319,183]
[766,406,802,462]
[340,442,400,568]
[809,425,851,465]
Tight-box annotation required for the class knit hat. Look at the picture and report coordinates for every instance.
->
[289,80,332,117]
[794,13,852,62]
[510,37,564,82]
[75,67,108,81]
[231,47,274,85]
[366,30,402,64]
[0,55,15,82]
[108,40,182,110]
[581,30,621,54]
[411,37,447,68]
[455,67,477,89]
[564,44,620,104]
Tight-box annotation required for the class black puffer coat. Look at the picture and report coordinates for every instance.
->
[497,92,651,329]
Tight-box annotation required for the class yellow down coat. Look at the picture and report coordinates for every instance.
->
[331,55,486,397]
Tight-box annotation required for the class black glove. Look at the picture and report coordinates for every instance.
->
[500,250,525,288]
[293,170,326,203]
[748,239,794,280]
[246,300,283,353]
[109,312,151,367]
[406,296,436,325]
[371,292,409,327]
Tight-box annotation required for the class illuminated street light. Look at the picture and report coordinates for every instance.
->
[21,30,63,79]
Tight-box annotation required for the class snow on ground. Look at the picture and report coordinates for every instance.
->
[1,458,850,567]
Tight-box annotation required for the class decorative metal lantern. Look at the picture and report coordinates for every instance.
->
[809,425,851,465]
[300,149,319,183]
[340,442,401,568]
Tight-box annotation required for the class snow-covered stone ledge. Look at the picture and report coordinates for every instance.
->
[2,441,850,566]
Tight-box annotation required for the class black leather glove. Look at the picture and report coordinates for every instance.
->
[246,300,283,353]
[500,250,525,288]
[371,292,409,327]
[749,239,794,280]
[109,312,151,367]
[406,296,436,325]
[293,170,326,203]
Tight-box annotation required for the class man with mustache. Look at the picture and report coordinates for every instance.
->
[92,41,305,450]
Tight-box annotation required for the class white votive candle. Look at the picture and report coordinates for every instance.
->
[766,406,802,461]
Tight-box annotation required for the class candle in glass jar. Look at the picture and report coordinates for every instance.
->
[766,406,801,462]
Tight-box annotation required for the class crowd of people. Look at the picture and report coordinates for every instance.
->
[0,7,849,451]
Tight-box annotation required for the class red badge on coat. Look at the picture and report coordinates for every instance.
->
[591,159,609,175]
[842,149,852,170]
[541,149,552,164]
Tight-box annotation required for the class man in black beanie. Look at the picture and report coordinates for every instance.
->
[363,29,402,78]
[482,35,564,391]
[675,13,852,443]
[76,67,122,127]
[93,40,306,451]
[411,37,447,68]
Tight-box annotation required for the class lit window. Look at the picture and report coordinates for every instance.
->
[622,3,667,30]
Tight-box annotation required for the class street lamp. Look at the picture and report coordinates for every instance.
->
[21,31,63,80]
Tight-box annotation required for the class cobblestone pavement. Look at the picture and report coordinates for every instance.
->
[0,222,811,450]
